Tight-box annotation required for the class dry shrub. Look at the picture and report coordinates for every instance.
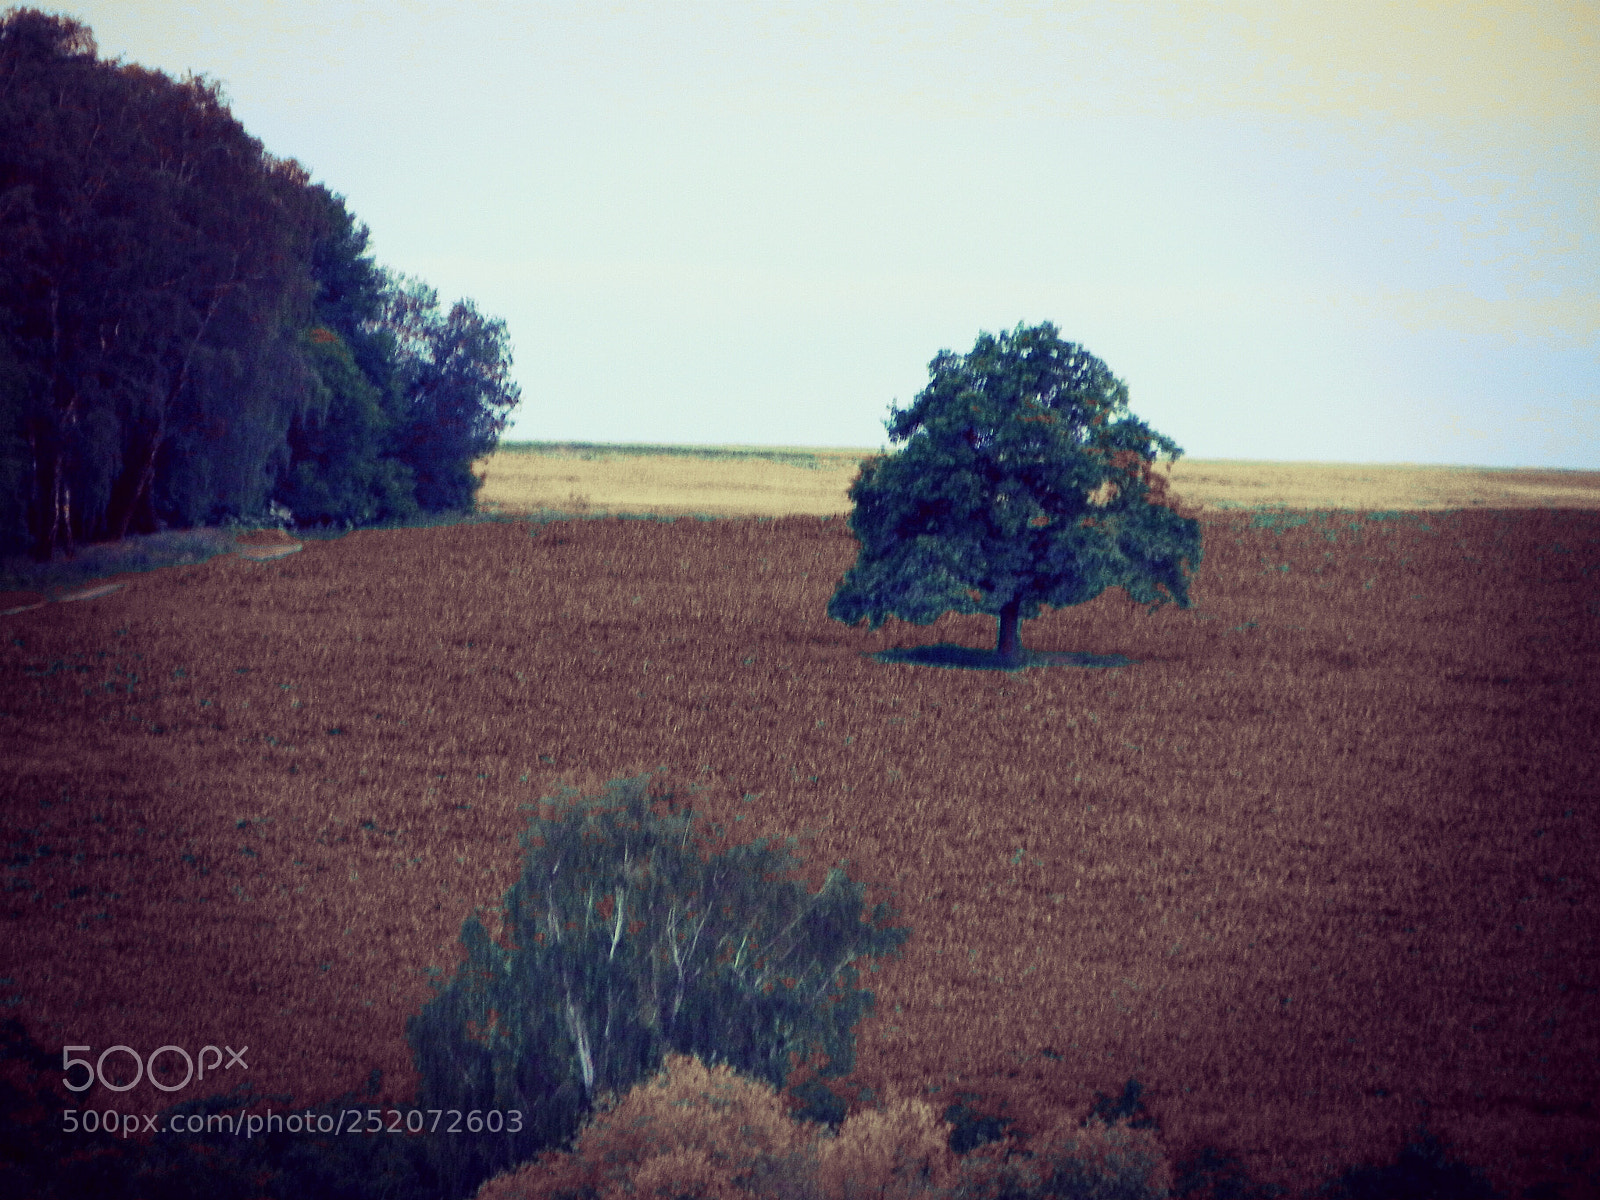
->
[627,1146,746,1200]
[810,1094,960,1200]
[473,1052,1174,1200]
[473,1053,821,1199]
[473,1051,964,1200]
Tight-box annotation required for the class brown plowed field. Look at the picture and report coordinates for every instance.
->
[2,465,1598,1197]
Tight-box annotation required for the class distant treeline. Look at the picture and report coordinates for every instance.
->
[0,9,522,562]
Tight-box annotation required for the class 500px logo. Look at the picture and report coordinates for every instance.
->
[63,1044,248,1094]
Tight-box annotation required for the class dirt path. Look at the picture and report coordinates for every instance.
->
[7,453,1599,616]
[0,527,303,616]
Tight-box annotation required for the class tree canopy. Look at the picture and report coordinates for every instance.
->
[827,321,1204,667]
[0,7,521,560]
[380,275,521,513]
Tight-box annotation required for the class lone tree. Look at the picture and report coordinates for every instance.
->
[828,322,1204,667]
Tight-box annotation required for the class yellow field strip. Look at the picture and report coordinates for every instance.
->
[473,447,1600,517]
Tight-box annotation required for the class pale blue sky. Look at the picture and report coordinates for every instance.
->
[55,2,1600,467]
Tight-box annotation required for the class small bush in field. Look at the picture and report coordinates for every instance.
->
[811,1090,961,1200]
[947,1110,1174,1200]
[472,1052,959,1200]
[406,775,913,1200]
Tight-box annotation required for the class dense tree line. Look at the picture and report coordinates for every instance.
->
[0,8,521,561]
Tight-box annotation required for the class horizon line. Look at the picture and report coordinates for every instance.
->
[490,440,1594,474]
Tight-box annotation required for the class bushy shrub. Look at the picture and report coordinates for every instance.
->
[472,1051,1179,1200]
[276,326,421,530]
[945,1111,1174,1200]
[941,1096,1026,1156]
[473,1051,959,1200]
[406,774,914,1199]
[474,1052,821,1200]
[812,1089,961,1200]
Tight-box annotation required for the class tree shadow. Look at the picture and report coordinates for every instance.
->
[870,644,1139,672]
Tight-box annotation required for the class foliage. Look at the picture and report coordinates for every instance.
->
[475,1051,959,1200]
[0,8,323,553]
[304,184,392,363]
[0,346,30,551]
[405,774,912,1200]
[474,1052,1183,1200]
[946,1113,1174,1200]
[276,325,419,528]
[935,1082,1172,1200]
[941,1095,1026,1157]
[382,273,522,514]
[1085,1079,1161,1132]
[828,322,1204,664]
[0,7,522,558]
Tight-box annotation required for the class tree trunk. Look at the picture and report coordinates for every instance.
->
[111,437,160,542]
[29,440,74,564]
[47,452,74,561]
[59,470,73,559]
[26,427,47,564]
[28,466,54,563]
[39,285,75,561]
[105,270,230,542]
[995,596,1024,665]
